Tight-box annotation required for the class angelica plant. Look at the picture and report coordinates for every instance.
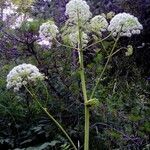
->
[6,0,143,150]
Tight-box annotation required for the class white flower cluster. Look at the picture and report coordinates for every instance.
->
[10,14,33,29]
[39,21,59,40]
[90,15,108,34]
[2,0,18,22]
[6,64,45,92]
[2,1,32,29]
[108,13,143,37]
[69,31,88,48]
[65,0,92,23]
[38,21,59,48]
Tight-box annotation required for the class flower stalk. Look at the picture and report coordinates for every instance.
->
[90,35,120,99]
[24,86,77,150]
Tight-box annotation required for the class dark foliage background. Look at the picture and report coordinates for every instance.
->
[0,0,150,149]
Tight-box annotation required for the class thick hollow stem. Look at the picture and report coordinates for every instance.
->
[78,50,90,150]
[77,14,90,150]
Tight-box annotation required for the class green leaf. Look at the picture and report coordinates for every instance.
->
[128,114,142,122]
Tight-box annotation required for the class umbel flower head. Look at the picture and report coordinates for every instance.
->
[65,0,92,23]
[90,15,108,34]
[108,13,143,37]
[69,31,89,48]
[6,63,45,92]
[38,20,59,47]
[39,20,59,40]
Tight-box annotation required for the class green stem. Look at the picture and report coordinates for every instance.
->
[105,47,128,58]
[83,33,111,50]
[39,105,77,150]
[77,13,89,150]
[100,40,108,54]
[54,37,78,50]
[78,49,90,150]
[78,54,89,150]
[24,86,77,150]
[90,36,119,99]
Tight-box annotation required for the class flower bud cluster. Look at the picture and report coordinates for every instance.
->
[108,13,143,37]
[90,15,108,34]
[65,0,92,23]
[38,21,59,48]
[6,64,45,92]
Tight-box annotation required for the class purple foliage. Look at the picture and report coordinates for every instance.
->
[53,0,68,25]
